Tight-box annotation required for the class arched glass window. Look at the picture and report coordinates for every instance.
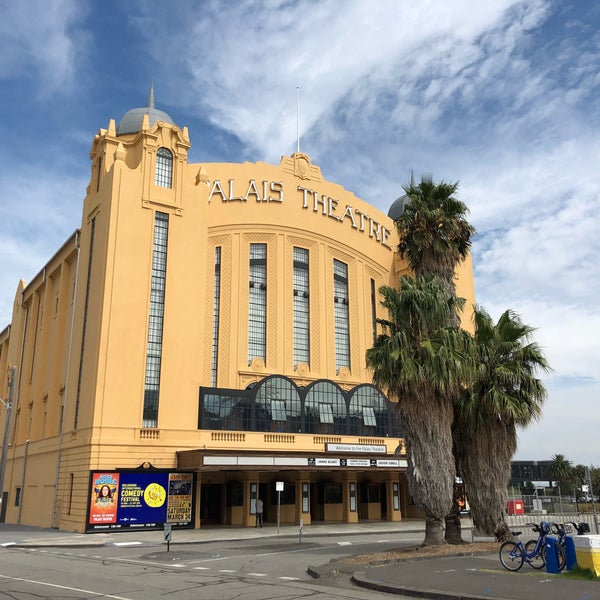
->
[254,376,301,433]
[304,381,348,435]
[155,147,173,188]
[348,385,388,436]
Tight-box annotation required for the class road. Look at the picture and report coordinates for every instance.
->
[0,531,424,599]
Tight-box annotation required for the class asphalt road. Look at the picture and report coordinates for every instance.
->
[0,532,421,599]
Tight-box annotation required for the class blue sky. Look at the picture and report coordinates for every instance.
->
[1,0,599,467]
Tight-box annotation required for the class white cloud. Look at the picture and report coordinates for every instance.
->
[0,0,87,95]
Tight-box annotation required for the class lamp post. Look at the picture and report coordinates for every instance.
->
[0,366,17,520]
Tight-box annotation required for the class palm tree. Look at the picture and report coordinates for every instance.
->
[454,307,550,541]
[393,175,476,543]
[395,175,476,324]
[548,454,574,508]
[367,275,470,545]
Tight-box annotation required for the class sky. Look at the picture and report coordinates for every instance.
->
[0,0,598,467]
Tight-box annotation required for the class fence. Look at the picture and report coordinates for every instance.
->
[504,493,600,534]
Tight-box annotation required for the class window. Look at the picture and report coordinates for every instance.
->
[370,278,377,344]
[271,400,287,422]
[293,247,310,367]
[15,487,21,507]
[143,212,169,427]
[305,380,347,434]
[211,247,221,387]
[248,243,266,363]
[155,147,173,188]
[333,259,350,372]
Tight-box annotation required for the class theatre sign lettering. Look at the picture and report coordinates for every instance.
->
[207,178,393,249]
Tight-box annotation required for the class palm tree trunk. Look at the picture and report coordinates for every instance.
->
[424,513,446,546]
[444,502,464,544]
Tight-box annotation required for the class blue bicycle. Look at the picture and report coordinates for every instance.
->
[499,521,551,571]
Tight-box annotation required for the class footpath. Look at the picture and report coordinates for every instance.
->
[1,520,597,600]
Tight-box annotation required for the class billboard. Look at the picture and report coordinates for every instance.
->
[87,470,194,532]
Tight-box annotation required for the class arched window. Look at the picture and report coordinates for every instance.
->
[155,147,173,188]
[304,380,348,435]
[348,385,403,437]
[254,376,301,433]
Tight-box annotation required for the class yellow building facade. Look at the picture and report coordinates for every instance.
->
[0,95,475,532]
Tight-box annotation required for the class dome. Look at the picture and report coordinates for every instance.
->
[387,194,409,221]
[116,85,175,135]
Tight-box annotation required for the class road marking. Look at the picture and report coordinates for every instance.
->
[0,542,16,547]
[219,569,236,573]
[337,541,352,546]
[0,574,134,600]
[172,564,186,568]
[247,573,268,577]
[194,566,211,570]
[279,576,300,581]
[114,541,143,546]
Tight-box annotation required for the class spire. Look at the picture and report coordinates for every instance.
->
[147,83,155,109]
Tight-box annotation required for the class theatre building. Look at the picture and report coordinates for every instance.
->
[0,93,475,532]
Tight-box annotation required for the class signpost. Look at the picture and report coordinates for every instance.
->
[276,481,283,534]
[164,522,172,552]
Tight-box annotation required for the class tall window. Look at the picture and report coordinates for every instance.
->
[333,259,350,372]
[293,247,310,368]
[143,212,169,427]
[211,247,221,387]
[371,278,377,344]
[248,243,267,364]
[74,217,95,429]
[155,147,173,188]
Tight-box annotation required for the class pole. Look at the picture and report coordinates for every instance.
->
[277,489,281,534]
[586,467,599,534]
[296,86,300,153]
[0,366,17,520]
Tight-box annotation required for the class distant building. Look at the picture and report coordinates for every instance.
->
[0,91,476,532]
[510,461,555,488]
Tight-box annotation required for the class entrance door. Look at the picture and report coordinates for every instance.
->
[200,483,224,525]
[310,482,324,521]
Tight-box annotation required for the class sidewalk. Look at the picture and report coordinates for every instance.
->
[1,521,597,600]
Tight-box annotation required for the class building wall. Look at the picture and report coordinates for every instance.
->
[0,113,476,531]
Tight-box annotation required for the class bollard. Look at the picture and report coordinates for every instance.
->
[545,537,559,574]
[564,536,577,571]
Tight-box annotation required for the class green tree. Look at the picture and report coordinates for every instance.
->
[393,175,476,543]
[548,454,574,493]
[396,175,476,322]
[366,275,470,546]
[454,307,550,541]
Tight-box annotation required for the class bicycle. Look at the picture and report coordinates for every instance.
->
[499,521,551,571]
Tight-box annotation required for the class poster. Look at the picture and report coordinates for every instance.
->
[89,472,120,525]
[87,470,194,531]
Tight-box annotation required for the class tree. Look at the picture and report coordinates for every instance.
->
[395,175,476,323]
[454,307,550,541]
[366,275,469,546]
[548,454,574,492]
[393,175,476,543]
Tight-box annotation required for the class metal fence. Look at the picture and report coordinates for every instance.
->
[504,493,600,534]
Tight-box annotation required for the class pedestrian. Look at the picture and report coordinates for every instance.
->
[255,497,263,527]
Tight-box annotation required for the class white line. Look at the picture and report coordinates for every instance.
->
[172,564,186,568]
[219,569,236,573]
[279,576,300,581]
[337,541,352,546]
[113,541,143,546]
[194,566,211,570]
[247,573,268,577]
[0,542,16,547]
[0,574,134,599]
